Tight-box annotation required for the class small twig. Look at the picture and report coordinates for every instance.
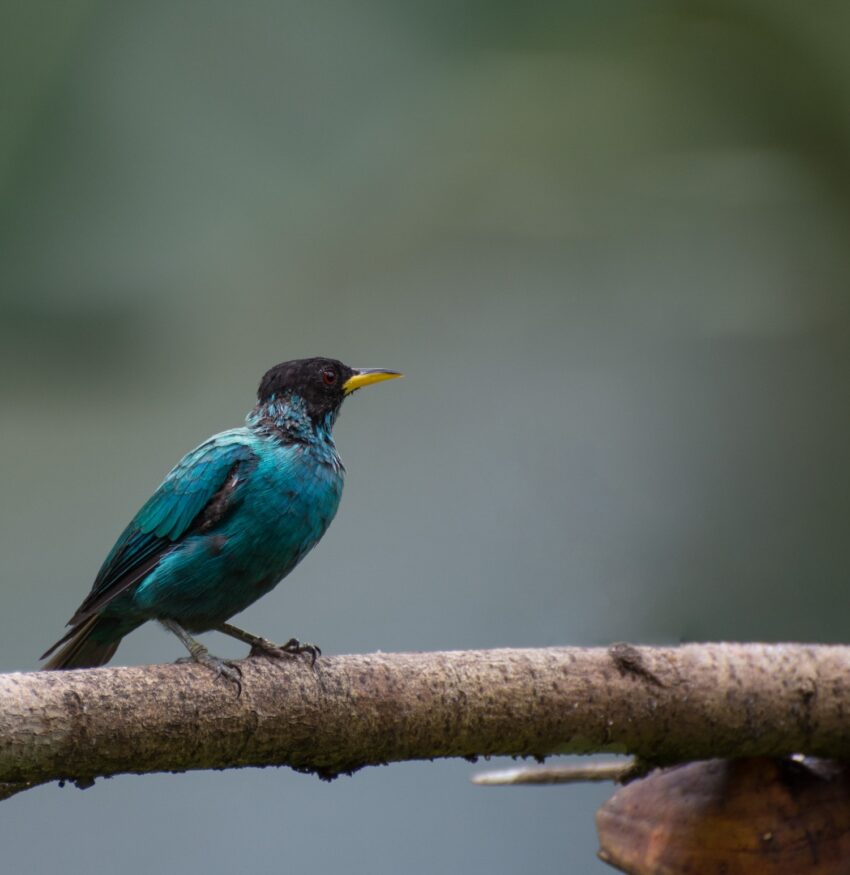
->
[472,760,635,786]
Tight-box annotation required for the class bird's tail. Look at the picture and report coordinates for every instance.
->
[40,615,122,670]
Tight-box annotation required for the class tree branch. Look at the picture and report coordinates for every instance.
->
[472,761,636,785]
[1,644,848,791]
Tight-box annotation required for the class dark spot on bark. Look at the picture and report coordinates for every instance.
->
[609,642,665,688]
[796,682,817,741]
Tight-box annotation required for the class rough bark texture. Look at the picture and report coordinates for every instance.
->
[0,643,848,789]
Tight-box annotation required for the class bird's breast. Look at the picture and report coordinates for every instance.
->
[244,445,344,560]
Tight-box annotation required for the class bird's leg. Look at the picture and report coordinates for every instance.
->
[215,622,322,665]
[161,619,243,690]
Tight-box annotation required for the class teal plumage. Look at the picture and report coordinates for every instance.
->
[41,358,400,675]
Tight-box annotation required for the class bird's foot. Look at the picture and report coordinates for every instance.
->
[249,636,322,667]
[175,646,243,694]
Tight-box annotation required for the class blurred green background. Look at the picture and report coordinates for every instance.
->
[2,2,849,872]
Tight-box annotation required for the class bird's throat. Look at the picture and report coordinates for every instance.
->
[247,393,339,452]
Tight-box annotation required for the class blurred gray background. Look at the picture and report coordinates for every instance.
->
[2,2,850,873]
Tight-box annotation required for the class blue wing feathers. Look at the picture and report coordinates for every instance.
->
[69,435,257,624]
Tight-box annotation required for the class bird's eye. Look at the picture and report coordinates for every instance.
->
[321,368,337,386]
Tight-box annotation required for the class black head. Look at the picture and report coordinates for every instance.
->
[257,358,355,420]
[257,358,402,427]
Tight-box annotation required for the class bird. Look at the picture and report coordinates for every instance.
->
[40,357,401,681]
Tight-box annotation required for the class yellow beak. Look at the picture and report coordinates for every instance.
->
[342,368,403,395]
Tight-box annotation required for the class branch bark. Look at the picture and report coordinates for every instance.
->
[1,643,848,791]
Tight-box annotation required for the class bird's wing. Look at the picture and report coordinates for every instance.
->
[67,435,258,626]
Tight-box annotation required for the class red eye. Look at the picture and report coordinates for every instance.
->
[322,368,337,386]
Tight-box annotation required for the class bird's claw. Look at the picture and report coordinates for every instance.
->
[175,650,243,695]
[211,658,243,685]
[249,636,322,666]
[279,637,322,665]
